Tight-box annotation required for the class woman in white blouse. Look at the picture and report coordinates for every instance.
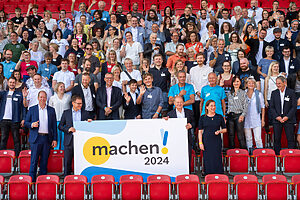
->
[42,10,57,33]
[244,77,265,153]
[49,82,71,150]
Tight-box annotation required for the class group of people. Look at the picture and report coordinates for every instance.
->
[0,0,299,179]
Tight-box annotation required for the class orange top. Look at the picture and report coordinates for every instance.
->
[166,54,187,69]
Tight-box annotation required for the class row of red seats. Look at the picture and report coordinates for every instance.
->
[2,174,300,200]
[195,149,300,176]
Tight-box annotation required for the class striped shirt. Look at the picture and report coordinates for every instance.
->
[227,89,248,116]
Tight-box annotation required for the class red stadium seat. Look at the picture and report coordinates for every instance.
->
[147,175,171,200]
[260,0,273,8]
[45,4,60,13]
[0,150,15,176]
[35,175,60,200]
[4,4,17,14]
[262,175,290,200]
[8,175,32,200]
[280,149,300,176]
[226,149,250,175]
[253,149,277,175]
[233,175,259,200]
[63,175,88,200]
[59,3,72,12]
[173,0,187,10]
[47,150,64,175]
[119,175,143,200]
[204,174,230,200]
[90,175,115,200]
[292,175,300,200]
[18,150,31,174]
[175,174,200,200]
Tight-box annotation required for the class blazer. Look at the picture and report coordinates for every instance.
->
[71,84,96,112]
[58,108,90,146]
[96,86,122,120]
[269,88,297,124]
[167,108,195,133]
[0,91,26,123]
[143,43,165,63]
[123,26,145,46]
[270,38,292,61]
[279,57,300,75]
[25,105,57,144]
[245,37,269,66]
[123,92,142,119]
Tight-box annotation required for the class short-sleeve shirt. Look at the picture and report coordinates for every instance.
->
[3,43,26,63]
[236,69,260,89]
[120,70,142,92]
[200,85,226,116]
[168,83,195,110]
[122,42,143,65]
[53,70,75,95]
[1,61,16,79]
[72,11,91,24]
[37,63,58,79]
[20,61,38,78]
[209,51,231,74]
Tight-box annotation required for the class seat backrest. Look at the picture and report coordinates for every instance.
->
[148,175,171,200]
[18,150,31,157]
[280,149,300,157]
[262,175,287,184]
[8,175,32,200]
[64,175,88,200]
[36,175,59,200]
[205,175,230,200]
[91,175,115,200]
[227,149,249,156]
[205,174,229,183]
[119,175,143,200]
[36,175,60,183]
[176,175,200,200]
[292,175,300,184]
[91,175,115,184]
[233,175,258,184]
[253,149,276,156]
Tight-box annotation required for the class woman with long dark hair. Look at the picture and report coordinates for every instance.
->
[11,70,26,92]
[0,63,7,91]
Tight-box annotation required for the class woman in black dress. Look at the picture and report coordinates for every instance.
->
[198,100,226,175]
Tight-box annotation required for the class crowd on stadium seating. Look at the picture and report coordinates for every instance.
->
[0,0,299,179]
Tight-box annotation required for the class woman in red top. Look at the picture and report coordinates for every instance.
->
[185,31,203,54]
[67,53,78,76]
[15,50,38,82]
[100,50,121,86]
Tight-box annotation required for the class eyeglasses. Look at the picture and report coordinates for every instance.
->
[86,48,92,50]
[108,29,114,31]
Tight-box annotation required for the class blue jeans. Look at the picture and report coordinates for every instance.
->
[54,121,64,150]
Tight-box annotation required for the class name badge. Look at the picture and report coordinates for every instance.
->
[284,97,290,101]
[10,69,14,72]
[28,29,32,31]
[16,94,21,97]
[92,94,95,98]
[193,61,197,65]
[16,45,20,48]
[234,96,238,100]
[73,68,77,71]
[161,73,165,77]
[26,64,30,66]
[206,93,210,97]
[280,43,284,46]
[147,94,152,99]
[53,59,56,62]
[103,18,107,20]
[45,33,48,36]
[16,19,19,22]
[13,98,18,101]
[45,68,49,71]
[290,65,294,69]
[139,33,143,35]
[77,54,81,58]
[225,54,229,57]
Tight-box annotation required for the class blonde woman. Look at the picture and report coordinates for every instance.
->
[71,22,87,49]
[43,10,57,32]
[112,65,123,90]
[169,59,191,86]
[49,82,71,150]
[264,61,281,107]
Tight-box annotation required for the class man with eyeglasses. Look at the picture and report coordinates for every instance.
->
[78,43,100,75]
[3,32,26,63]
[1,50,16,79]
[123,16,145,47]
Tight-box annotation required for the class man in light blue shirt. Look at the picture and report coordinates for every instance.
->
[1,50,16,79]
[71,0,91,24]
[168,70,195,111]
[200,72,226,116]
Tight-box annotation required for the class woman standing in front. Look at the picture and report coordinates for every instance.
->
[198,100,227,175]
[244,77,265,153]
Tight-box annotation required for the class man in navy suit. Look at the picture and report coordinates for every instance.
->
[0,77,26,156]
[166,96,195,172]
[25,91,57,182]
[71,73,96,119]
[269,76,297,155]
[59,95,91,176]
[96,73,122,120]
[123,79,141,119]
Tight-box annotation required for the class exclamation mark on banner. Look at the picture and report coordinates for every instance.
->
[160,129,169,154]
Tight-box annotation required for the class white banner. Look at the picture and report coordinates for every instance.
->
[74,119,189,181]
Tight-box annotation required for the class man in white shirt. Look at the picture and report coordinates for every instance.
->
[120,58,142,93]
[23,74,52,108]
[248,0,263,25]
[120,32,143,68]
[190,52,213,123]
[165,32,186,57]
[52,58,75,95]
[26,65,49,89]
[215,7,234,35]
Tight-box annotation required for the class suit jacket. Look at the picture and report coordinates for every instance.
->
[279,57,300,75]
[124,26,145,46]
[96,86,122,120]
[0,90,26,123]
[245,37,269,66]
[167,108,195,133]
[25,105,57,144]
[71,84,96,112]
[270,38,292,61]
[58,108,90,146]
[123,92,141,119]
[143,43,165,63]
[269,88,297,124]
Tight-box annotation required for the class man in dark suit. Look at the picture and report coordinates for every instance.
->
[96,73,122,120]
[123,79,141,119]
[71,73,96,119]
[245,28,269,67]
[166,96,195,172]
[25,91,57,182]
[269,76,297,155]
[270,28,292,61]
[0,77,26,156]
[58,95,91,176]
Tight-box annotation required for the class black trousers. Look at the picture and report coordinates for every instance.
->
[227,113,247,149]
[193,101,201,127]
[273,122,295,155]
[64,142,74,177]
[0,120,20,156]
